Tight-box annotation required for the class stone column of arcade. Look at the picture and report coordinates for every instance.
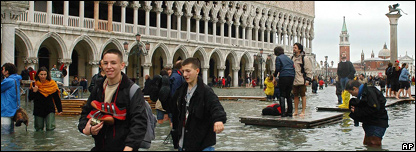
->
[233,68,239,87]
[1,1,29,65]
[202,67,209,85]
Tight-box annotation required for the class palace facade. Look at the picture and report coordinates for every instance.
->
[2,1,317,87]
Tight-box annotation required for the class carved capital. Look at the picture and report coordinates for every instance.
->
[89,60,100,65]
[232,67,240,71]
[120,1,129,7]
[144,5,152,12]
[211,18,218,23]
[227,20,233,25]
[165,9,174,15]
[142,64,152,68]
[58,59,72,65]
[217,66,226,70]
[202,16,210,22]
[154,8,163,13]
[132,3,140,9]
[193,15,202,20]
[174,11,183,17]
[1,1,29,24]
[24,57,38,64]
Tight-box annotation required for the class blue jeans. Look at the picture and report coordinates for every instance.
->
[340,77,350,91]
[362,123,386,138]
[178,146,215,151]
[337,95,342,104]
[1,117,14,134]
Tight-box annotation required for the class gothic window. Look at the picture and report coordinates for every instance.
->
[345,37,348,42]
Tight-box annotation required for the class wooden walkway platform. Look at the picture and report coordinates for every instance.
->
[240,112,343,128]
[316,97,415,112]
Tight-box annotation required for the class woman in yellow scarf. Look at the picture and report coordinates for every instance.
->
[29,67,63,131]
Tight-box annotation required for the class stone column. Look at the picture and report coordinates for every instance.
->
[79,1,84,28]
[166,10,173,38]
[142,64,151,87]
[107,1,115,32]
[94,1,99,31]
[186,13,192,40]
[212,19,218,43]
[194,15,201,42]
[247,26,253,47]
[217,66,225,79]
[272,29,276,46]
[64,1,69,26]
[254,26,259,47]
[267,28,271,47]
[120,1,128,33]
[227,20,233,45]
[155,8,163,36]
[260,27,265,48]
[89,61,100,77]
[29,1,34,22]
[283,31,287,46]
[175,12,183,39]
[133,3,139,34]
[203,17,209,43]
[232,68,239,87]
[235,23,240,41]
[386,13,402,63]
[202,67,209,84]
[144,5,152,35]
[1,1,28,65]
[46,1,52,24]
[220,19,225,44]
[59,59,72,86]
[24,57,38,71]
[242,25,246,47]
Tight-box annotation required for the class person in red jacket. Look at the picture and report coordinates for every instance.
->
[319,79,324,89]
[221,77,226,88]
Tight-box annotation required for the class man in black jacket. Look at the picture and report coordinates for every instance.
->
[337,54,356,91]
[88,60,105,93]
[161,58,227,151]
[346,80,388,148]
[78,49,147,151]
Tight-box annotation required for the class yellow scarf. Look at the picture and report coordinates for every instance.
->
[31,80,60,97]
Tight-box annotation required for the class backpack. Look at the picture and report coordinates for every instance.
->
[130,83,157,149]
[291,55,307,84]
[386,67,393,77]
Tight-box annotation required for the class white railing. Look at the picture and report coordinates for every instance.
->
[52,14,64,25]
[252,41,257,47]
[199,35,205,42]
[138,26,145,35]
[180,31,186,40]
[208,35,213,43]
[224,38,229,44]
[171,30,178,39]
[190,33,196,41]
[149,27,157,36]
[125,24,134,33]
[84,18,94,29]
[160,29,167,37]
[216,37,221,44]
[17,10,28,22]
[34,11,47,24]
[68,15,79,27]
[231,38,237,45]
[245,40,249,47]
[238,39,244,46]
[112,22,122,32]
[98,20,108,30]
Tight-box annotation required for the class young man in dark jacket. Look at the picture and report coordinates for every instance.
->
[88,60,105,93]
[346,80,388,148]
[78,49,148,151]
[161,58,227,151]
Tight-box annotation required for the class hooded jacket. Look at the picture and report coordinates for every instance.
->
[292,54,313,86]
[78,72,148,151]
[1,74,22,117]
[162,76,227,151]
[349,83,389,128]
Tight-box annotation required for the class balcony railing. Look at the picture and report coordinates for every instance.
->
[208,35,213,43]
[34,11,47,24]
[17,10,28,22]
[52,14,64,25]
[98,20,107,31]
[149,27,157,36]
[190,33,196,41]
[83,18,94,29]
[112,22,122,32]
[125,24,134,33]
[171,30,178,39]
[68,15,79,27]
[160,28,167,37]
[199,35,204,42]
[180,31,186,40]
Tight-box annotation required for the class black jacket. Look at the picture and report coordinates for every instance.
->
[349,84,389,128]
[78,72,148,151]
[88,72,105,92]
[29,90,62,118]
[337,61,355,79]
[162,76,227,151]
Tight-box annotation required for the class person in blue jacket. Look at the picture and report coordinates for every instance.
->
[274,46,295,117]
[1,63,22,134]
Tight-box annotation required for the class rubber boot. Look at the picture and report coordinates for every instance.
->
[280,97,286,117]
[286,97,293,117]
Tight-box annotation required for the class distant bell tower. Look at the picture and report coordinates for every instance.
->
[361,50,364,63]
[339,16,350,62]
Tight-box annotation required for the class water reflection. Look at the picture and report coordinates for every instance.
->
[1,86,414,151]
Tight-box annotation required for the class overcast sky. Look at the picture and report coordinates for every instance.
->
[314,1,415,67]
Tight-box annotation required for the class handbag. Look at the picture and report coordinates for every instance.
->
[12,80,29,131]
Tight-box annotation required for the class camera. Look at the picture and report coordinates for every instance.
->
[90,118,101,126]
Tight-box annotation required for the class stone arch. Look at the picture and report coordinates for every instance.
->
[173,44,189,63]
[69,34,97,61]
[241,51,253,67]
[192,47,209,68]
[100,38,124,57]
[35,32,66,59]
[209,48,225,67]
[15,29,33,58]
[225,50,239,68]
[150,42,170,76]
[149,42,171,65]
[127,40,148,63]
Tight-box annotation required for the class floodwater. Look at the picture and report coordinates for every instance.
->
[2,86,414,151]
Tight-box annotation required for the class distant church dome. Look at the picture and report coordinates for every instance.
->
[378,43,390,59]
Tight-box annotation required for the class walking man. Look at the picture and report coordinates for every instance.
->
[337,53,356,108]
[78,49,148,151]
[291,43,312,116]
[161,58,227,151]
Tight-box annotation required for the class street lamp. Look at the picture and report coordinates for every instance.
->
[124,33,150,85]
[324,56,328,87]
[254,49,264,89]
[361,62,366,76]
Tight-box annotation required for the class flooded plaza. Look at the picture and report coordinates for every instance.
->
[2,85,415,151]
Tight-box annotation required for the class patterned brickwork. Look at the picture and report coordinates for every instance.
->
[256,1,315,17]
